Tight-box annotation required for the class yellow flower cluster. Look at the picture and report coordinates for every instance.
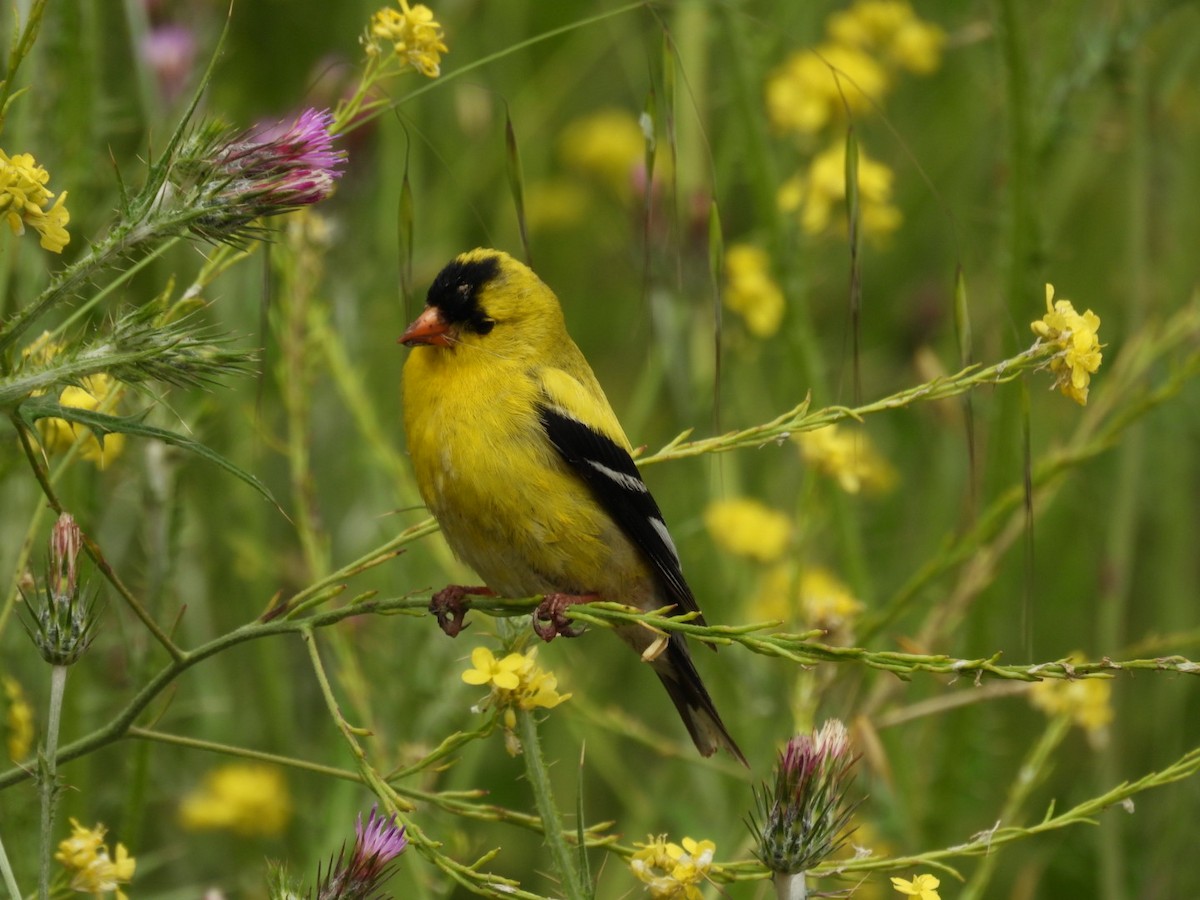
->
[891,873,941,899]
[796,424,895,494]
[828,1,947,74]
[1029,662,1113,740]
[56,819,136,900]
[1030,284,1102,405]
[178,763,293,837]
[2,675,34,762]
[750,565,864,637]
[462,646,571,715]
[765,1,944,239]
[723,244,786,338]
[366,0,448,78]
[778,142,901,238]
[37,375,126,468]
[630,835,716,900]
[703,497,792,564]
[23,333,126,469]
[0,148,70,252]
[766,0,945,137]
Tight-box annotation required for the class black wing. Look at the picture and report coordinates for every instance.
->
[538,403,704,622]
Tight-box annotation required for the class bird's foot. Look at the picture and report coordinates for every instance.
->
[532,592,595,641]
[430,585,493,637]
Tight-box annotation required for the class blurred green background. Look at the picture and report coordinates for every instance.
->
[2,0,1199,897]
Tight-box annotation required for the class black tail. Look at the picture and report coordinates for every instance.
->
[652,635,747,765]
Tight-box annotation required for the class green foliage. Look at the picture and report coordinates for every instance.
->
[1,1,1199,899]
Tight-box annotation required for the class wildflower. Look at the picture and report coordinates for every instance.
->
[55,819,136,900]
[141,23,197,102]
[558,108,648,199]
[765,45,889,138]
[0,148,71,252]
[366,0,448,78]
[23,513,99,666]
[796,424,895,494]
[749,565,864,637]
[704,498,792,564]
[36,375,126,469]
[724,244,786,338]
[827,1,946,75]
[630,834,717,900]
[461,645,528,691]
[1030,284,1102,405]
[800,567,864,630]
[182,108,346,242]
[749,721,859,878]
[2,675,34,762]
[314,805,409,899]
[1029,655,1113,743]
[778,142,901,239]
[891,873,941,899]
[179,763,293,836]
[463,646,570,752]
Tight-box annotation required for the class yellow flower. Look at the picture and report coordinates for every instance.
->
[463,646,571,711]
[2,675,34,762]
[1029,657,1113,741]
[800,567,864,629]
[56,819,136,900]
[462,645,529,691]
[827,1,946,75]
[796,424,895,494]
[0,148,71,252]
[748,565,863,635]
[1030,283,1102,405]
[558,108,648,199]
[704,497,792,564]
[724,244,786,338]
[765,45,889,138]
[631,834,716,900]
[178,763,292,837]
[891,873,940,899]
[779,142,901,238]
[37,375,126,469]
[367,0,448,78]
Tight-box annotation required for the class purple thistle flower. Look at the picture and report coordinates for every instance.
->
[353,805,408,875]
[215,109,346,208]
[181,108,347,242]
[313,806,407,900]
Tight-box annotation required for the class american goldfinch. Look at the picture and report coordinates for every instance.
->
[401,248,744,763]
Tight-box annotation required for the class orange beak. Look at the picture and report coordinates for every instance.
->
[399,306,454,347]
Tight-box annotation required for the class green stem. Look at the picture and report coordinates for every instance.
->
[38,665,67,900]
[516,708,587,900]
[0,827,22,900]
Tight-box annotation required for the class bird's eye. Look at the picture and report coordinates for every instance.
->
[475,317,496,335]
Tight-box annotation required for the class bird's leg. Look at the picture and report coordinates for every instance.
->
[532,592,596,641]
[430,585,493,637]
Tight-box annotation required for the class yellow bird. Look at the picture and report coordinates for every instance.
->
[401,248,744,763]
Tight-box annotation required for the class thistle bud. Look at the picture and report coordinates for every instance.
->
[749,720,860,900]
[23,513,98,666]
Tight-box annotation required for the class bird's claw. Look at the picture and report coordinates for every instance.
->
[532,592,593,641]
[430,585,492,637]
